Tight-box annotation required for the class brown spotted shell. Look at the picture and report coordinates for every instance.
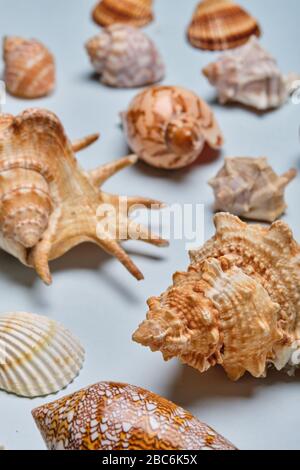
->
[3,36,55,99]
[92,0,153,27]
[122,86,224,169]
[32,382,237,450]
[187,0,261,51]
[133,213,300,380]
[85,24,165,88]
[0,109,167,285]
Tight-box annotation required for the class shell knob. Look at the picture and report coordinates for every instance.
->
[165,116,205,163]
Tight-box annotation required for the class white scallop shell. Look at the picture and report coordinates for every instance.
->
[0,312,85,397]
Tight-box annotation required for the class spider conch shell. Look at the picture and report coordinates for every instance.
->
[92,0,153,28]
[133,213,300,381]
[122,86,224,169]
[3,36,55,99]
[209,157,297,222]
[0,312,84,397]
[85,24,165,88]
[32,381,237,450]
[187,0,260,51]
[0,109,167,285]
[203,37,297,110]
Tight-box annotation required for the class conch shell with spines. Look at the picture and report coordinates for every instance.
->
[122,86,224,169]
[3,36,55,99]
[32,382,237,450]
[0,109,167,285]
[133,213,300,381]
[209,157,297,222]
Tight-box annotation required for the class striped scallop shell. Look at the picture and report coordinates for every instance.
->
[85,25,165,88]
[32,382,237,450]
[3,36,55,98]
[92,0,153,27]
[0,312,84,397]
[187,0,261,51]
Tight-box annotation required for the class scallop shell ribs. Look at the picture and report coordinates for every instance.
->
[3,36,55,99]
[32,382,236,450]
[133,213,300,380]
[187,0,261,51]
[0,109,167,284]
[0,312,84,397]
[209,157,296,222]
[92,0,154,28]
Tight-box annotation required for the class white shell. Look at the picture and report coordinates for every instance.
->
[0,312,85,397]
[203,36,296,111]
[85,24,165,88]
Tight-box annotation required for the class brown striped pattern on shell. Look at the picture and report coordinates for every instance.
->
[32,382,237,450]
[93,0,153,27]
[3,37,55,99]
[187,0,261,51]
[122,86,223,169]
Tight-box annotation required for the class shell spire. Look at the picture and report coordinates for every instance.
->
[133,213,300,380]
[32,382,237,450]
[92,0,154,28]
[0,109,168,285]
[122,86,223,169]
[3,36,55,99]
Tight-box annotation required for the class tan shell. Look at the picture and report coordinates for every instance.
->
[0,312,84,397]
[92,0,153,27]
[209,157,297,222]
[133,213,300,380]
[0,109,168,285]
[203,36,296,110]
[187,0,261,51]
[32,381,236,450]
[122,86,224,169]
[85,25,165,88]
[3,36,55,99]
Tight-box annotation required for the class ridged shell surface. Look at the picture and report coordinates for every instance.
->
[93,0,153,27]
[32,382,236,450]
[0,312,85,397]
[187,0,261,51]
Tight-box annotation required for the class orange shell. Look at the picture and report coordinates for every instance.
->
[3,37,55,99]
[187,0,261,51]
[92,0,153,27]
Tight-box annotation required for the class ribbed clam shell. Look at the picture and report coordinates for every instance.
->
[187,0,261,51]
[92,0,153,27]
[85,25,165,88]
[0,312,85,397]
[3,36,55,98]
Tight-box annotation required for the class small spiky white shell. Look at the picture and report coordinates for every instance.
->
[0,312,85,397]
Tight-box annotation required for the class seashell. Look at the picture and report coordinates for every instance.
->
[85,24,165,88]
[187,0,261,51]
[32,381,236,450]
[3,36,55,99]
[0,109,167,285]
[92,0,153,28]
[203,36,297,110]
[122,86,224,169]
[209,157,297,222]
[0,312,84,397]
[133,212,300,381]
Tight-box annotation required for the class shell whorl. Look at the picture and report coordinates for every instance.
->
[3,36,55,99]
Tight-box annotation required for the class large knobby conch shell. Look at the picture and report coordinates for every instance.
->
[92,0,153,27]
[203,36,297,110]
[0,312,84,397]
[122,86,224,169]
[209,157,297,222]
[85,24,165,88]
[0,109,167,285]
[187,0,260,51]
[133,213,300,381]
[3,36,55,99]
[32,382,236,450]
